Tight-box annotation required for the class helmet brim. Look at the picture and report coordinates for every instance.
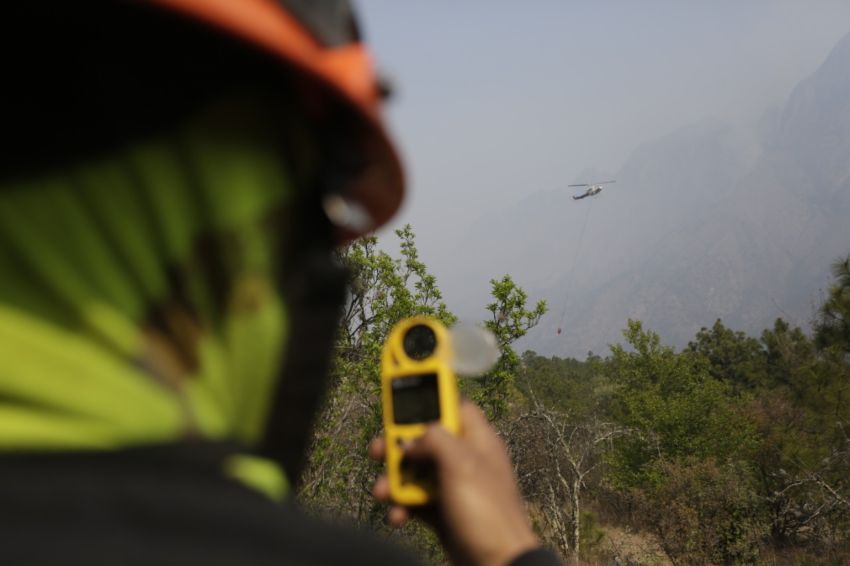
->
[150,0,405,242]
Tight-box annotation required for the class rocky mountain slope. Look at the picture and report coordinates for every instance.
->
[448,31,850,357]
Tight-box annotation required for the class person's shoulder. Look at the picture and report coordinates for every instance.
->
[268,504,425,566]
[0,448,423,566]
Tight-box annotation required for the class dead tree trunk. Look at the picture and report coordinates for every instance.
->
[571,477,581,564]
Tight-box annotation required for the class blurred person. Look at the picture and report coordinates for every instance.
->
[0,2,560,565]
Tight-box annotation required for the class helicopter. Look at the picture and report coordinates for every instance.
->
[569,180,616,200]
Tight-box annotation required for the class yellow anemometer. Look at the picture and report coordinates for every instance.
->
[381,317,461,506]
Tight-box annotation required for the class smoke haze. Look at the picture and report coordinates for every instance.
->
[357,1,850,356]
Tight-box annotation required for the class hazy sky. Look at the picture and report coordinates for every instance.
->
[357,1,850,238]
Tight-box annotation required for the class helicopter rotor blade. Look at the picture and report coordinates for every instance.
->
[568,180,616,187]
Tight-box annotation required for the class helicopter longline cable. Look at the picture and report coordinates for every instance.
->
[556,198,594,335]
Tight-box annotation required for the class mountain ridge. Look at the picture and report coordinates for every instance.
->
[470,30,850,357]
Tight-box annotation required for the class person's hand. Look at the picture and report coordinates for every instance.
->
[368,400,539,566]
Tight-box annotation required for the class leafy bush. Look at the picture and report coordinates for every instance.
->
[641,458,767,565]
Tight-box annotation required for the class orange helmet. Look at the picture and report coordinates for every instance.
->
[6,1,404,240]
[147,0,404,240]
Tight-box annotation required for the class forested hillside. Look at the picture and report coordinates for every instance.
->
[298,226,850,565]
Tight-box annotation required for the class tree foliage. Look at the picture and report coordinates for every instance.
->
[473,275,546,419]
[300,226,457,560]
[816,255,850,354]
[606,321,756,489]
[298,232,850,565]
[299,226,546,560]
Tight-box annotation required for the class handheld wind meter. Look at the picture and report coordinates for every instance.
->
[381,317,461,506]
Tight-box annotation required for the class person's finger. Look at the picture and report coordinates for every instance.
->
[372,474,391,502]
[387,505,410,528]
[368,436,386,461]
[403,422,462,469]
[458,400,495,447]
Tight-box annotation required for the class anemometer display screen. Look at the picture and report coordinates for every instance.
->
[391,373,441,424]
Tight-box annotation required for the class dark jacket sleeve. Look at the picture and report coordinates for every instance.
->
[0,445,425,566]
[508,547,563,566]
